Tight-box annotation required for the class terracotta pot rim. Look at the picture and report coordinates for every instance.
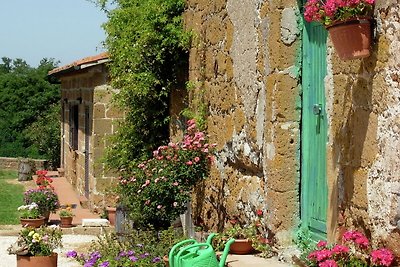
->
[18,252,58,258]
[326,17,372,29]
[20,216,45,220]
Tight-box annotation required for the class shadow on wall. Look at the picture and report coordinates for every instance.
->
[193,178,228,232]
[330,33,379,237]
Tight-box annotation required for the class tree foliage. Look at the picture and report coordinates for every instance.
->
[96,0,190,172]
[0,57,60,166]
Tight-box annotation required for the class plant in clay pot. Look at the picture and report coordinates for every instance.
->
[214,210,275,256]
[8,225,63,267]
[303,0,375,60]
[24,188,59,222]
[58,205,74,228]
[18,203,45,228]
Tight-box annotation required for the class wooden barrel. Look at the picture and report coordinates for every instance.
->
[18,158,34,181]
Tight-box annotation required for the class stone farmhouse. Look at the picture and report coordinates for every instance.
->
[48,53,123,209]
[48,0,400,258]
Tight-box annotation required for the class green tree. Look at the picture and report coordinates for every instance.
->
[0,57,60,166]
[94,0,190,172]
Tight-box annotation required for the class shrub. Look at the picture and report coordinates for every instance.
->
[118,119,215,229]
[66,226,185,267]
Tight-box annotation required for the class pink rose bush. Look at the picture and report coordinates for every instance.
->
[304,0,374,26]
[117,119,216,228]
[306,230,395,266]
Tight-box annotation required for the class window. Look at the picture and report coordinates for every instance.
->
[69,104,79,150]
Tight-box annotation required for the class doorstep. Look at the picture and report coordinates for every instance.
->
[226,254,293,267]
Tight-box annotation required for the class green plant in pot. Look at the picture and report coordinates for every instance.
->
[24,188,60,222]
[8,225,63,267]
[214,211,275,256]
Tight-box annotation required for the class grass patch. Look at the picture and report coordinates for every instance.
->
[0,169,24,224]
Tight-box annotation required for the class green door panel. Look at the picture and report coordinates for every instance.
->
[301,20,328,240]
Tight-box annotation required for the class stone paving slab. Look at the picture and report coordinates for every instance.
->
[226,254,294,267]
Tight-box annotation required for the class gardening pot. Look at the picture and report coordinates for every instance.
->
[229,239,254,254]
[20,217,45,228]
[60,216,73,228]
[106,207,116,226]
[17,252,58,267]
[326,18,372,60]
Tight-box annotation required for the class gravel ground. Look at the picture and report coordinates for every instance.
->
[0,234,97,267]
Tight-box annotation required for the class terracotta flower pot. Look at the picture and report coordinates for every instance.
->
[17,252,58,267]
[163,255,169,267]
[42,211,50,224]
[326,18,372,60]
[60,216,73,228]
[20,217,45,228]
[106,207,116,226]
[229,239,254,254]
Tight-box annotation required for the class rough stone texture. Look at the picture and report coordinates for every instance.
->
[59,66,123,212]
[184,0,301,248]
[0,157,47,171]
[324,2,400,255]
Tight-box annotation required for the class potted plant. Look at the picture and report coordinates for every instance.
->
[18,203,45,228]
[7,225,63,267]
[304,0,375,60]
[35,170,54,190]
[214,210,275,256]
[58,205,74,228]
[24,188,60,223]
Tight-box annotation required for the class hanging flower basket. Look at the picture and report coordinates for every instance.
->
[326,18,372,60]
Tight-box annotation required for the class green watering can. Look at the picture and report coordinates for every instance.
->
[168,233,235,267]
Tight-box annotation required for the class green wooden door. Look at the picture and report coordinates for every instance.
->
[301,20,328,240]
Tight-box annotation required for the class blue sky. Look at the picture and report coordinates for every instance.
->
[0,0,108,67]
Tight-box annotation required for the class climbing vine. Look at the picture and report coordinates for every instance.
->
[96,0,191,171]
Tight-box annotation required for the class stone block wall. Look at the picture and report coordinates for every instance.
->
[60,65,123,210]
[0,157,47,171]
[184,0,301,246]
[325,1,400,256]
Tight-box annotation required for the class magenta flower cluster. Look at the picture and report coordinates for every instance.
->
[304,0,375,26]
[307,230,395,267]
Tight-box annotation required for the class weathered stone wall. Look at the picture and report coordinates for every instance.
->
[325,1,400,255]
[60,65,123,210]
[0,157,47,171]
[184,0,301,247]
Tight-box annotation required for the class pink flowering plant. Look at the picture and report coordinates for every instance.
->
[117,119,216,228]
[304,0,374,26]
[305,230,395,267]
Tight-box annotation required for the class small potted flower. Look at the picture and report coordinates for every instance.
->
[7,225,63,267]
[18,203,45,228]
[24,188,59,223]
[304,0,375,60]
[58,205,74,228]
